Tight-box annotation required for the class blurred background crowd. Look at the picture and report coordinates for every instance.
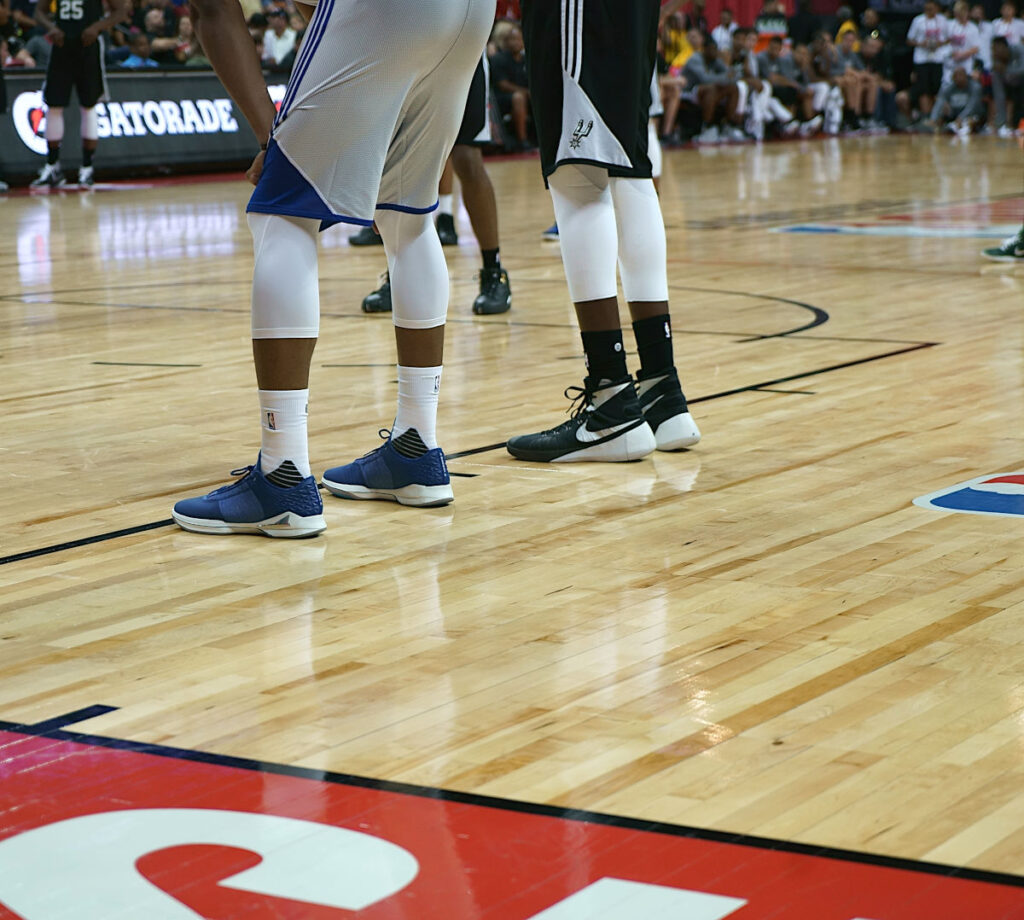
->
[1,0,1022,143]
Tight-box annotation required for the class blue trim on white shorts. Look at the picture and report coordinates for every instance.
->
[376,202,440,215]
[247,140,373,231]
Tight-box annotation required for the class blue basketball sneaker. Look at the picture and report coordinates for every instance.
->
[321,430,454,507]
[172,458,326,538]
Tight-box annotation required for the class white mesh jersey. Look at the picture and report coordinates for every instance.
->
[248,0,494,229]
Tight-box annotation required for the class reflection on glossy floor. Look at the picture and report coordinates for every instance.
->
[2,134,1024,896]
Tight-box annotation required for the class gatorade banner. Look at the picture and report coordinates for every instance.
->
[1,70,286,179]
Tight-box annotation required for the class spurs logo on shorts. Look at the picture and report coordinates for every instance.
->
[569,119,593,149]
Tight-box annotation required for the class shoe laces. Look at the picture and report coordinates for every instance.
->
[564,381,597,420]
[479,267,508,290]
[206,465,254,497]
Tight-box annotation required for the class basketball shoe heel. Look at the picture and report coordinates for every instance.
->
[507,376,657,463]
[322,432,454,507]
[636,368,701,451]
[172,459,326,538]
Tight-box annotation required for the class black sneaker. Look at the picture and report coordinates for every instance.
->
[635,367,701,451]
[981,231,1024,262]
[362,272,392,313]
[472,267,511,315]
[349,225,384,246]
[435,212,458,246]
[507,376,656,462]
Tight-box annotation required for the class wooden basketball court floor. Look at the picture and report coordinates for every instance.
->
[2,134,1024,916]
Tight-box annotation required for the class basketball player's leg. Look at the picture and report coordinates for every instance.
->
[451,144,512,315]
[506,163,656,463]
[172,212,327,537]
[436,156,458,245]
[321,0,492,505]
[33,47,72,187]
[612,176,700,450]
[75,43,105,187]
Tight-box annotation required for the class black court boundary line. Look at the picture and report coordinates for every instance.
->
[0,343,939,568]
[0,520,174,566]
[2,708,1021,890]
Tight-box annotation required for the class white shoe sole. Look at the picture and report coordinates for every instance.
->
[552,422,657,462]
[653,413,702,451]
[172,510,326,538]
[321,478,454,507]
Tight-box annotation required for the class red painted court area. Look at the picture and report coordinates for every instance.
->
[1,726,1023,919]
[878,197,1024,225]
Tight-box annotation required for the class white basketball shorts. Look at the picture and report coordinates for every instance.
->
[248,0,494,229]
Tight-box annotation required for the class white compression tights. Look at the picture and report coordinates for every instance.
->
[547,163,669,305]
[249,213,321,340]
[375,208,449,330]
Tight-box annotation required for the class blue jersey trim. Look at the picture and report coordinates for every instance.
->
[277,0,335,124]
[376,201,440,215]
[247,140,373,231]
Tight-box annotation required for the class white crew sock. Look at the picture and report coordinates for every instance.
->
[258,389,311,481]
[393,365,442,449]
[438,194,454,216]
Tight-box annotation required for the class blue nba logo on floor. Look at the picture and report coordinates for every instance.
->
[914,474,1024,518]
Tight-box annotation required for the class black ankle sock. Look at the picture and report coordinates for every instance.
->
[580,329,628,383]
[82,147,94,168]
[632,314,673,378]
[392,427,429,458]
[47,145,61,166]
[265,460,305,488]
[481,248,500,270]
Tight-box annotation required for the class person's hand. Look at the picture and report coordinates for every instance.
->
[246,149,265,186]
[81,23,101,46]
[47,27,65,46]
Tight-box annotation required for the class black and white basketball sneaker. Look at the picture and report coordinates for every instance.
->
[635,367,701,451]
[507,376,656,462]
[472,266,512,314]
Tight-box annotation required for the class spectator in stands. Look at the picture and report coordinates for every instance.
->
[992,35,1024,134]
[861,9,891,46]
[662,0,709,35]
[946,1,981,83]
[897,0,950,125]
[261,8,295,69]
[134,0,175,38]
[491,23,532,151]
[147,8,183,63]
[5,0,37,37]
[789,0,820,48]
[835,6,858,46]
[684,38,743,143]
[657,33,688,141]
[247,11,267,40]
[835,29,878,127]
[808,30,846,132]
[926,65,984,132]
[711,8,737,54]
[661,11,688,64]
[760,34,822,130]
[120,31,158,68]
[971,4,994,69]
[992,1,1024,46]
[861,35,898,126]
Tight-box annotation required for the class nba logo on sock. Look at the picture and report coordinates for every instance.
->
[265,410,277,430]
[914,473,1024,518]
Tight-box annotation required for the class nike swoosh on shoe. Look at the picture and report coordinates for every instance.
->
[575,419,646,445]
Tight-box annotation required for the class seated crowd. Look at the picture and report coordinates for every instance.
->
[652,0,1024,142]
